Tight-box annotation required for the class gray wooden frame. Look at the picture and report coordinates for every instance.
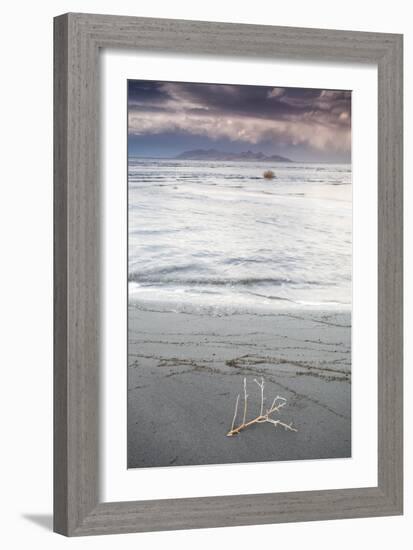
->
[54,12,403,536]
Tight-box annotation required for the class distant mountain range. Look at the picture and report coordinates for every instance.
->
[174,149,293,162]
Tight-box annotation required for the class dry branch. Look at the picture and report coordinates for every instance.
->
[226,377,297,437]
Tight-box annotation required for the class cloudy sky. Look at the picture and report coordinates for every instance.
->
[128,80,351,163]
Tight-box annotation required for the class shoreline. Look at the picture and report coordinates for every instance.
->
[128,304,351,468]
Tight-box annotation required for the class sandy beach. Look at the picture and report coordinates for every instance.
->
[127,304,351,468]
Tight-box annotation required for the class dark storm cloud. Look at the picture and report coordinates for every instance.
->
[127,80,168,104]
[128,80,351,155]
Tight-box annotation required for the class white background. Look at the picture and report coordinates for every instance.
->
[0,1,410,548]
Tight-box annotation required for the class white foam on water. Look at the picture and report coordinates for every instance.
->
[128,159,351,312]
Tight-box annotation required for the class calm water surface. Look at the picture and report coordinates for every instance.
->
[128,159,352,313]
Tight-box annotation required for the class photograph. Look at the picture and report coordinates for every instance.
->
[127,79,352,468]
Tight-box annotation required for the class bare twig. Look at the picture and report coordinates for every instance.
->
[227,378,297,437]
[254,377,265,416]
[231,394,240,432]
[242,378,248,425]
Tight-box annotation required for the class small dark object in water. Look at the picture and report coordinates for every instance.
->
[263,170,275,179]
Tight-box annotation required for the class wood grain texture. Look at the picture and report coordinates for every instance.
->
[53,13,403,536]
[54,13,100,535]
[377,33,403,508]
[53,14,69,536]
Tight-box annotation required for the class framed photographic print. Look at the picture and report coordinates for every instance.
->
[54,13,403,536]
[126,79,352,468]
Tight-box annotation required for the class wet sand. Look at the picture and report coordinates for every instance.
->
[127,305,351,468]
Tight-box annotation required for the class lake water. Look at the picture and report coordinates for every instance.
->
[128,159,352,313]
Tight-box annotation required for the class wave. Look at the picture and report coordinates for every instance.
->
[128,273,329,288]
[127,159,351,310]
